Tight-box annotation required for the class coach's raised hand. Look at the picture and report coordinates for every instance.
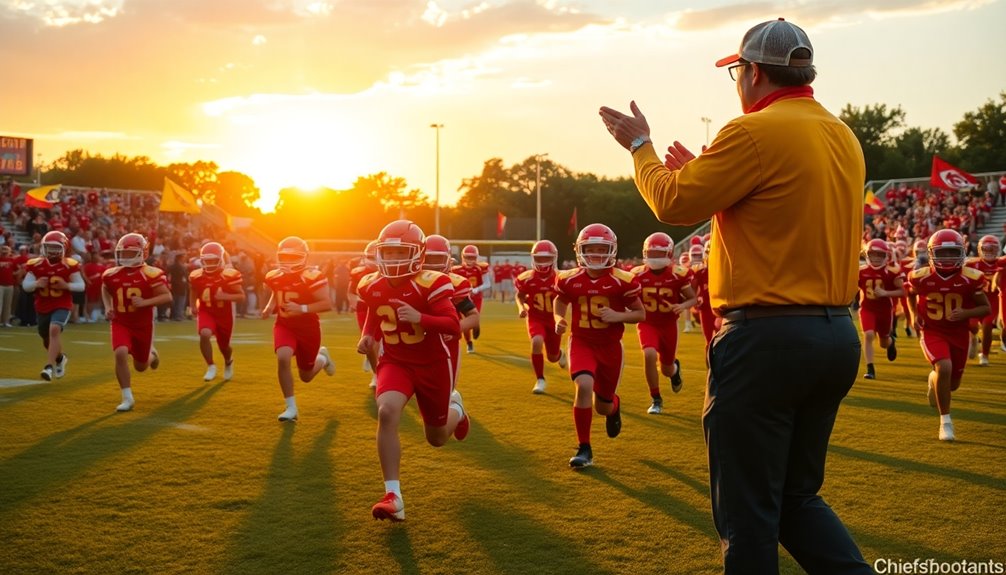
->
[598,100,650,151]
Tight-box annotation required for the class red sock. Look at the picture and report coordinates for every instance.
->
[612,394,620,412]
[531,353,544,378]
[574,407,592,445]
[649,386,661,398]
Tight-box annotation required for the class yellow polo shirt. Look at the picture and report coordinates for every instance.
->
[633,96,865,312]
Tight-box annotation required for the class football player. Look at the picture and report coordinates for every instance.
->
[514,240,567,394]
[101,233,172,412]
[554,224,644,468]
[907,229,990,441]
[892,239,915,337]
[858,239,906,380]
[632,232,696,414]
[357,220,469,522]
[423,234,480,387]
[451,244,490,353]
[260,236,335,422]
[189,242,244,381]
[21,231,85,380]
[966,235,1001,366]
[349,241,380,388]
[692,240,718,345]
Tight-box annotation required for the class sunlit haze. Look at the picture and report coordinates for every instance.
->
[2,0,1003,212]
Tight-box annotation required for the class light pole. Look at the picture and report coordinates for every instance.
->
[36,153,43,185]
[535,153,548,241]
[430,123,444,235]
[700,116,712,147]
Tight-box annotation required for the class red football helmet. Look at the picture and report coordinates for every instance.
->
[363,240,378,269]
[688,244,704,265]
[679,252,691,266]
[864,239,891,270]
[531,240,558,273]
[376,220,425,279]
[115,233,148,267]
[423,234,452,273]
[200,242,227,273]
[575,223,617,270]
[689,235,703,246]
[642,232,673,270]
[894,226,907,241]
[276,236,308,272]
[893,240,908,259]
[41,231,69,262]
[978,235,1000,262]
[461,245,479,266]
[927,229,965,275]
[912,239,927,258]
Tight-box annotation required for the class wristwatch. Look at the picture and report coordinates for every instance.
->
[629,135,651,154]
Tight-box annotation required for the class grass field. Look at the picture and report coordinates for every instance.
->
[1,301,1005,575]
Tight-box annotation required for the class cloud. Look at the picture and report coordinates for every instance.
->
[1,0,125,27]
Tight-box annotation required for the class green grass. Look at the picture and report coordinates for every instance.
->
[1,302,1004,574]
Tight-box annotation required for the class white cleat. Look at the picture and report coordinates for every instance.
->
[557,350,568,369]
[683,323,693,333]
[116,399,134,413]
[203,364,218,382]
[939,421,955,442]
[967,337,978,360]
[55,354,68,378]
[40,365,54,381]
[277,407,299,422]
[149,349,160,370]
[978,354,989,367]
[369,376,377,389]
[319,346,336,376]
[1001,341,1006,353]
[363,356,372,373]
[532,378,546,394]
[223,361,234,381]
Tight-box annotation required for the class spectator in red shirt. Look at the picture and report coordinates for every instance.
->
[0,245,17,326]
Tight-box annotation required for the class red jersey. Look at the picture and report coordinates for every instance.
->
[691,265,710,312]
[907,266,986,334]
[357,270,457,365]
[0,255,18,286]
[25,257,82,314]
[263,267,328,329]
[102,265,168,327]
[83,261,107,299]
[965,257,1000,296]
[451,261,490,290]
[858,264,905,312]
[514,264,527,277]
[632,264,692,325]
[447,272,473,305]
[349,264,376,297]
[554,267,641,343]
[514,268,557,320]
[189,267,243,316]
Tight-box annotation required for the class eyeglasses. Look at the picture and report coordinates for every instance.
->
[728,61,748,81]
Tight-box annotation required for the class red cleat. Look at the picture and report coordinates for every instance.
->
[371,492,405,522]
[451,390,469,441]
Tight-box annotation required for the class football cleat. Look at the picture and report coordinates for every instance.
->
[605,400,622,438]
[939,421,955,442]
[886,340,897,362]
[864,364,876,380]
[557,349,568,369]
[670,358,683,393]
[203,364,218,382]
[967,336,978,360]
[116,399,134,413]
[369,376,377,389]
[978,354,989,367]
[466,342,475,354]
[905,326,913,337]
[223,360,234,382]
[1001,341,1006,353]
[149,349,160,370]
[647,397,663,415]
[363,357,372,373]
[532,378,546,394]
[40,365,53,381]
[319,346,336,376]
[372,492,405,522]
[54,354,68,379]
[568,444,593,469]
[451,390,469,441]
[277,407,299,422]
[683,322,693,333]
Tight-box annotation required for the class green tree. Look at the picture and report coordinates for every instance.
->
[216,171,261,217]
[840,103,906,180]
[954,91,1006,172]
[166,161,219,203]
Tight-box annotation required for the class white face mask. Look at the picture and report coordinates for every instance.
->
[646,258,670,270]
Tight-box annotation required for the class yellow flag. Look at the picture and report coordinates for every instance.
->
[160,178,201,214]
[25,184,61,208]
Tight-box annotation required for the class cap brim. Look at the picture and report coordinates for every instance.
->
[715,53,741,67]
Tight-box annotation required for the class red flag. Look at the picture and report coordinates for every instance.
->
[864,189,884,215]
[11,183,21,198]
[567,207,578,236]
[931,156,978,191]
[496,211,507,238]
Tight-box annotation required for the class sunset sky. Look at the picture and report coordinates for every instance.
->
[2,0,1003,211]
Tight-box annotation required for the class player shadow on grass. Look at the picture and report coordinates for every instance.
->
[386,528,420,575]
[0,371,116,407]
[221,420,343,575]
[841,395,1003,426]
[460,502,618,575]
[828,444,1006,491]
[0,382,225,515]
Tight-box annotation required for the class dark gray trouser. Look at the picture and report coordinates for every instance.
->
[704,313,873,575]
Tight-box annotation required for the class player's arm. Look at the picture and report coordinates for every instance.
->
[456,297,480,332]
[357,301,379,354]
[21,270,39,292]
[906,285,921,332]
[416,296,461,337]
[261,290,276,319]
[672,285,698,315]
[473,269,491,295]
[950,291,990,322]
[215,282,246,302]
[515,288,529,317]
[553,296,569,334]
[133,283,172,308]
[598,297,646,324]
[886,276,906,298]
[284,285,332,316]
[101,283,115,320]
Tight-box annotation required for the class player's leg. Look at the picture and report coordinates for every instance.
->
[592,342,623,439]
[530,324,546,393]
[658,326,683,397]
[276,345,299,421]
[296,324,331,383]
[979,320,993,366]
[859,308,877,378]
[199,326,217,380]
[372,362,412,521]
[419,358,467,446]
[877,308,896,362]
[131,323,157,372]
[217,313,235,380]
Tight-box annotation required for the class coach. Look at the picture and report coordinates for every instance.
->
[600,18,872,574]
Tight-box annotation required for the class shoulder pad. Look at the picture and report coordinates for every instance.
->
[189,268,204,280]
[66,257,80,266]
[222,268,241,279]
[265,269,284,281]
[414,270,442,288]
[886,264,903,274]
[358,271,382,291]
[449,273,469,288]
[672,264,691,277]
[630,265,647,275]
[302,268,323,282]
[143,265,164,279]
[27,257,43,265]
[612,268,636,283]
[965,257,980,266]
[517,269,535,281]
[102,266,120,278]
[556,268,581,281]
[962,267,984,281]
[909,267,932,280]
[478,262,490,270]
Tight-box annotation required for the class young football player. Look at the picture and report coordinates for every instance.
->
[858,239,906,379]
[260,236,335,422]
[893,239,915,337]
[101,233,172,411]
[423,234,480,386]
[451,244,490,353]
[21,231,85,380]
[349,241,380,388]
[632,232,696,414]
[554,223,644,468]
[907,229,989,441]
[357,220,469,522]
[189,242,244,381]
[692,241,717,345]
[514,240,567,394]
[966,235,1001,366]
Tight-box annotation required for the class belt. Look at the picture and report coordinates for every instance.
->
[720,305,851,324]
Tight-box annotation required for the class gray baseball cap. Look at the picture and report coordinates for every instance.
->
[715,18,813,68]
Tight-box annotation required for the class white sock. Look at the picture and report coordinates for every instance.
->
[384,480,401,498]
[940,414,952,424]
[122,387,133,401]
[285,396,297,410]
[450,400,464,418]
